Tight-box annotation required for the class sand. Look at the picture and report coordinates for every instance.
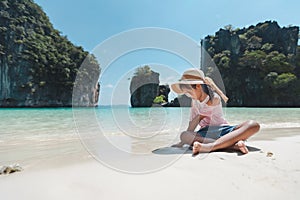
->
[0,130,300,200]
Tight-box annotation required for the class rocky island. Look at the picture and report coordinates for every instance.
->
[130,66,160,107]
[130,65,192,107]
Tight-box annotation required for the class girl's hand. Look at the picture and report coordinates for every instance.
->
[187,114,204,132]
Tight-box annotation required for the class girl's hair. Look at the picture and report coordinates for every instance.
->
[179,84,214,100]
[200,84,214,100]
[179,84,194,90]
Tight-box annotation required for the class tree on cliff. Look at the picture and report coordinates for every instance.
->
[202,21,299,106]
[0,0,100,107]
[134,65,152,76]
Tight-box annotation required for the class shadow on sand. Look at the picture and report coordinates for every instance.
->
[152,145,261,156]
[152,146,192,155]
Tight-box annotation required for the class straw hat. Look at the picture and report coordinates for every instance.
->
[171,68,229,103]
[171,68,205,94]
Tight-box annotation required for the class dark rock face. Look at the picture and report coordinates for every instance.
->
[130,70,159,107]
[165,95,191,107]
[211,29,241,56]
[0,0,100,107]
[158,85,170,102]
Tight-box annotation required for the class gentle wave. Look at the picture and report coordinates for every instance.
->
[260,122,300,129]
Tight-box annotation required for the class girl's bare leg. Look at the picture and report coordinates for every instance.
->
[192,120,260,154]
[193,140,249,154]
[172,124,252,154]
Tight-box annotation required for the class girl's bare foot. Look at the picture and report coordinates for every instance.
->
[192,141,212,155]
[192,141,201,155]
[235,140,249,154]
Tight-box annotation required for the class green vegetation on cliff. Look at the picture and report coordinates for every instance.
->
[0,0,100,107]
[153,95,166,104]
[202,21,299,107]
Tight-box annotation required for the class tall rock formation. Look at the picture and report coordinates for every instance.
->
[130,66,159,107]
[0,0,100,107]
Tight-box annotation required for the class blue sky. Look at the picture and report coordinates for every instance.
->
[34,0,300,105]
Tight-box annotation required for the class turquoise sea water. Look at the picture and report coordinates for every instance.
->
[1,107,300,166]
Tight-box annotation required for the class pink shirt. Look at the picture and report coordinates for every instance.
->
[190,94,228,128]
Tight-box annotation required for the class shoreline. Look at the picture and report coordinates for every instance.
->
[1,127,300,170]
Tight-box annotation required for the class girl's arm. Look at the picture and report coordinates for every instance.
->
[211,93,221,106]
[187,114,205,131]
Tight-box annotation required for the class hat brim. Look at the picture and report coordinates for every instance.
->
[171,80,204,94]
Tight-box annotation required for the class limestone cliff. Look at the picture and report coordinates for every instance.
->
[0,0,100,107]
[202,21,299,107]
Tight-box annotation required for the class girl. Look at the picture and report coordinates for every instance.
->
[171,68,260,155]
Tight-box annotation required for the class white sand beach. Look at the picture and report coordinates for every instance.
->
[1,129,300,200]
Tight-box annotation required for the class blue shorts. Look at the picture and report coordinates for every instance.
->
[197,125,236,139]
